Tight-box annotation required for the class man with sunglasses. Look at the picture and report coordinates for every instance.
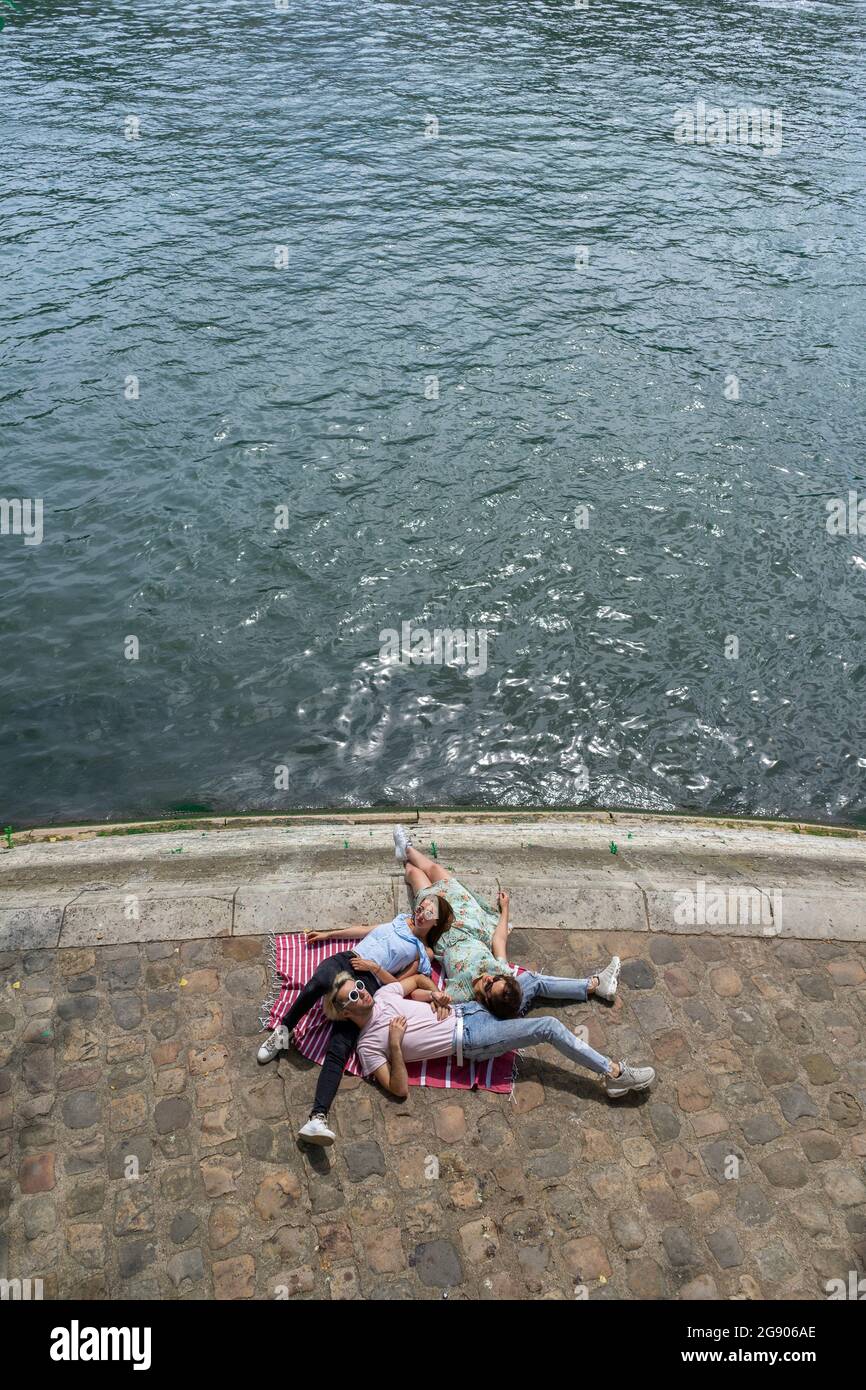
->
[330,968,656,1099]
[257,907,437,1145]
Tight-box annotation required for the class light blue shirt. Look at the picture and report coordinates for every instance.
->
[361,913,431,977]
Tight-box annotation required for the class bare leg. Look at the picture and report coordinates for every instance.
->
[405,845,451,882]
[405,864,433,896]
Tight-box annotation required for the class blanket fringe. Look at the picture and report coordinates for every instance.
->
[258,932,281,1031]
[508,1048,524,1102]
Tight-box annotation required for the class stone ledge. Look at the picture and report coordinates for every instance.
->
[1,817,865,947]
[60,891,235,947]
[646,886,866,942]
[233,883,397,937]
[0,901,66,951]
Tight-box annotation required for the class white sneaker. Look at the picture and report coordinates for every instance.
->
[299,1113,336,1146]
[605,1061,656,1098]
[393,824,413,862]
[256,1024,289,1064]
[594,955,621,1002]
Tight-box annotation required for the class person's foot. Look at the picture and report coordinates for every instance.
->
[256,1024,289,1064]
[605,1060,656,1098]
[298,1113,336,1146]
[393,824,413,862]
[593,955,621,1003]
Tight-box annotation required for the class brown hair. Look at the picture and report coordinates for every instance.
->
[423,894,455,955]
[485,973,523,1020]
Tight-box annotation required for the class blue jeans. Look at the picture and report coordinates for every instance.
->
[517,969,590,1009]
[458,971,614,1076]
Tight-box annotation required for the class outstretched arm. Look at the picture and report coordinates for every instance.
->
[491,890,510,959]
[306,924,375,944]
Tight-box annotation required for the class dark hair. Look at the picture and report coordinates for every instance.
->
[485,973,523,1020]
[424,895,455,955]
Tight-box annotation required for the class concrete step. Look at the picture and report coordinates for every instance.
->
[1,815,865,950]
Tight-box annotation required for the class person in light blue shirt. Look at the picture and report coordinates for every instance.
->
[317,912,433,978]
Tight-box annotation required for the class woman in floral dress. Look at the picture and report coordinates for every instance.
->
[393,829,515,1003]
[392,827,621,1021]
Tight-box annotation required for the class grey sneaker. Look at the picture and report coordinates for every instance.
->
[605,1061,656,1098]
[256,1024,289,1064]
[299,1113,335,1146]
[594,955,621,1002]
[393,824,413,862]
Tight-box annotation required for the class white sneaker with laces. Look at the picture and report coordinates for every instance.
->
[393,824,413,862]
[256,1024,289,1064]
[605,1061,656,1098]
[594,955,621,1002]
[299,1114,336,1145]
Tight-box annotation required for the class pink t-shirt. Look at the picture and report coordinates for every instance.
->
[356,983,456,1076]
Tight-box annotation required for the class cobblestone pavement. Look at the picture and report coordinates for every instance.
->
[1,928,865,1301]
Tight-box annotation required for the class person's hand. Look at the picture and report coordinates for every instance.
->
[305,930,330,944]
[389,1016,407,1046]
[349,955,378,976]
[497,889,510,912]
[427,990,451,1021]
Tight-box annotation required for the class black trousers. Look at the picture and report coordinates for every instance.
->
[283,950,380,1118]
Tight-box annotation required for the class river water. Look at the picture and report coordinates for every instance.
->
[2,0,865,826]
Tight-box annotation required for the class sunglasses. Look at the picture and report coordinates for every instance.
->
[341,981,368,1008]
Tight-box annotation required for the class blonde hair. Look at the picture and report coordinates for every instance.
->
[324,970,356,1021]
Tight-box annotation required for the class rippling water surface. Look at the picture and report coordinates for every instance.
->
[2,0,865,826]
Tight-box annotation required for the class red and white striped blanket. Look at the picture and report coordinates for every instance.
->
[263,933,516,1094]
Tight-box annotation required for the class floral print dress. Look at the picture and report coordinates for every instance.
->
[413,876,513,1003]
